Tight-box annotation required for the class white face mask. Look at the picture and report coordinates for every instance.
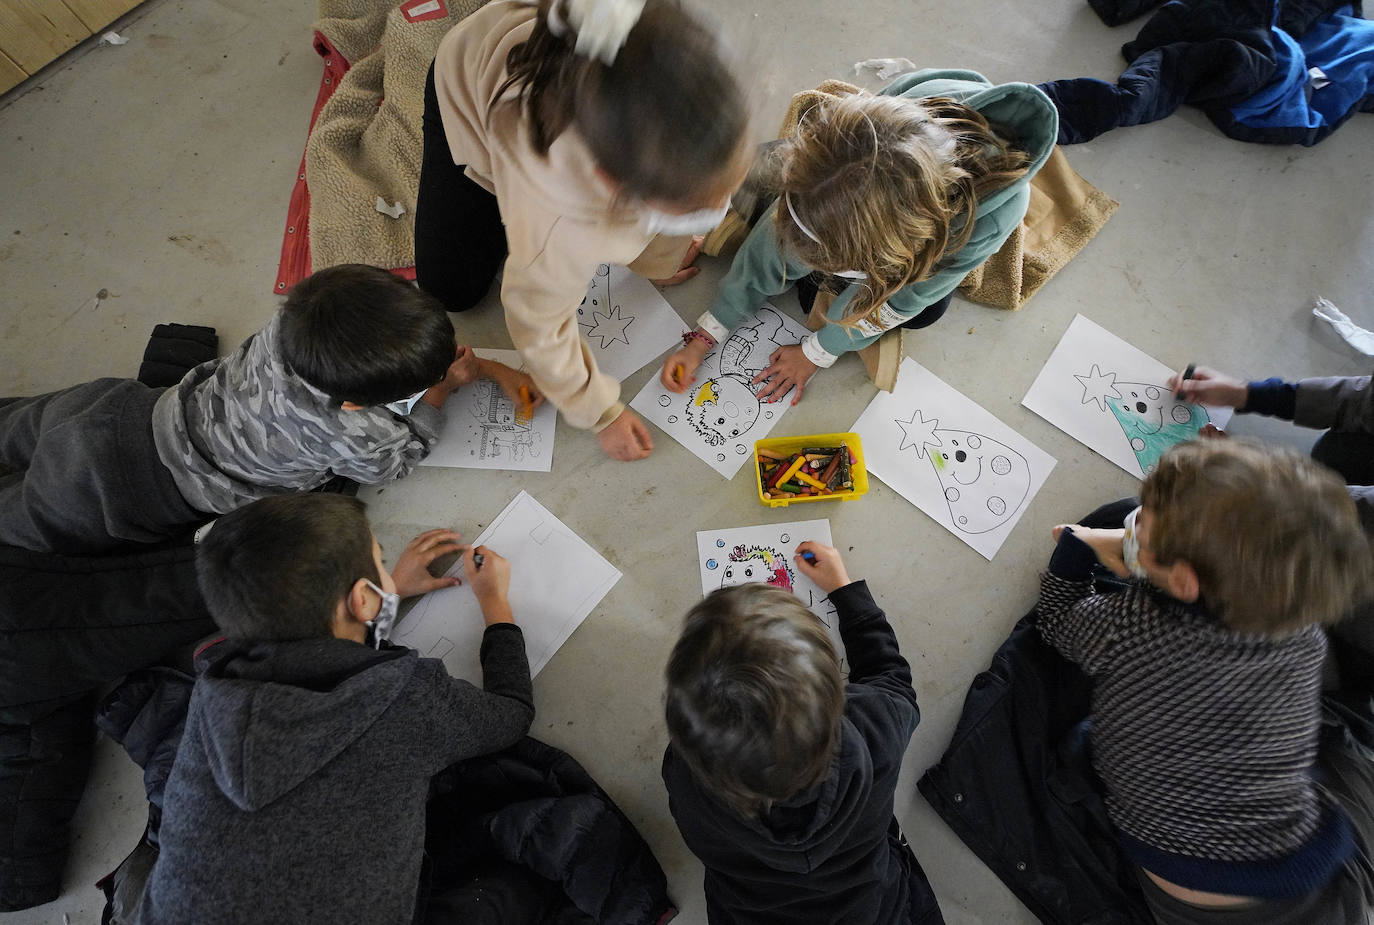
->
[364,579,401,649]
[783,193,866,279]
[641,200,731,237]
[1122,506,1150,580]
[384,388,428,417]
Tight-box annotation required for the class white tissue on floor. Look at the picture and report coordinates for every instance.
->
[1314,297,1374,356]
[854,58,917,80]
[100,31,129,45]
[375,196,406,219]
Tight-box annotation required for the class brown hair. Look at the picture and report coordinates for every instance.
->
[776,93,1030,328]
[665,584,845,819]
[1140,439,1372,635]
[499,0,748,206]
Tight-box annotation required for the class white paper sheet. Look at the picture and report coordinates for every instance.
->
[391,492,621,684]
[630,304,809,478]
[577,264,689,382]
[695,519,845,672]
[419,349,558,471]
[852,358,1056,560]
[1021,315,1234,479]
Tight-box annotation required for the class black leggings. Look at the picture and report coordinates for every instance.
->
[414,64,508,313]
[795,272,953,331]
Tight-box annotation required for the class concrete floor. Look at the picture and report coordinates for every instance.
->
[2,0,1372,921]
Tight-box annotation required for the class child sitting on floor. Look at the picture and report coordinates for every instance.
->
[661,542,945,925]
[0,264,539,554]
[661,70,1056,402]
[133,493,534,924]
[1038,439,1374,923]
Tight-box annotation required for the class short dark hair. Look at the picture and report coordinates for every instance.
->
[196,494,381,641]
[278,264,455,406]
[665,584,845,819]
[1141,439,1373,635]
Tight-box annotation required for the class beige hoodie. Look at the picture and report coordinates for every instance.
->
[432,0,689,431]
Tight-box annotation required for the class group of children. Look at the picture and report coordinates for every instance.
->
[3,0,1373,922]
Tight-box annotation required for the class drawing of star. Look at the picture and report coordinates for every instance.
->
[895,410,942,459]
[1075,364,1122,411]
[585,304,634,349]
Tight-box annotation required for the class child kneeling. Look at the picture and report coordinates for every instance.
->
[661,543,945,925]
[1039,440,1374,923]
[134,494,533,924]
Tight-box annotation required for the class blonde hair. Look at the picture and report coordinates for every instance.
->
[665,584,844,819]
[1140,439,1373,636]
[776,93,1030,328]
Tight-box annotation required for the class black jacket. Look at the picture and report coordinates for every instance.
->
[662,581,944,925]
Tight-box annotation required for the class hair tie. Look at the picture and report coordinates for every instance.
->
[545,0,647,66]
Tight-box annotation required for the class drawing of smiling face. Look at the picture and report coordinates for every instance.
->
[720,544,793,592]
[685,375,761,447]
[1106,381,1210,474]
[928,430,1030,535]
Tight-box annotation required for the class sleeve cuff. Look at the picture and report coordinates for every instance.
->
[591,400,626,433]
[801,333,840,369]
[1048,530,1099,581]
[696,312,730,344]
[406,401,444,445]
[1240,377,1296,419]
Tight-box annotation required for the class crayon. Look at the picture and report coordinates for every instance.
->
[775,454,808,488]
[473,552,484,569]
[1174,363,1196,400]
[801,550,817,564]
[819,452,842,485]
[673,363,686,387]
[777,483,802,494]
[757,447,787,461]
[795,471,827,490]
[518,385,534,418]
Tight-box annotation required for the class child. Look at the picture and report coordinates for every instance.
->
[1169,363,1373,532]
[661,71,1057,402]
[133,493,533,924]
[661,542,945,924]
[0,264,538,554]
[1038,440,1374,922]
[417,0,751,460]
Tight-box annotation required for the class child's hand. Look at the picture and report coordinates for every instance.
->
[1166,365,1248,408]
[445,344,483,389]
[485,361,545,412]
[464,545,514,625]
[1053,524,1129,578]
[754,344,817,405]
[648,235,705,286]
[390,529,465,598]
[660,339,710,393]
[598,409,654,461]
[794,541,852,594]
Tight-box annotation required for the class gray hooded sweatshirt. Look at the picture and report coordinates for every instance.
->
[135,626,532,925]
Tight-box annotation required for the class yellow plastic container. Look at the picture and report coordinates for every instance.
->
[753,432,869,508]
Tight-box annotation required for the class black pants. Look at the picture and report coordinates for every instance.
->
[415,63,507,313]
[796,272,954,330]
[1312,431,1374,488]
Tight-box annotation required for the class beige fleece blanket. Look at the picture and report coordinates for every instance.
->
[305,0,490,272]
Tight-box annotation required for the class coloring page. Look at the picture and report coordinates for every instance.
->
[1021,315,1233,479]
[577,263,689,382]
[419,349,558,472]
[853,358,1056,560]
[631,304,809,478]
[392,492,621,684]
[695,520,846,674]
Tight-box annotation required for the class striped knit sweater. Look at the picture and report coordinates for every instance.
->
[1036,531,1353,899]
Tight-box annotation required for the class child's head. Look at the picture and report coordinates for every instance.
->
[279,264,456,407]
[665,584,844,818]
[1137,439,1372,635]
[197,494,395,643]
[503,0,751,214]
[777,93,1030,328]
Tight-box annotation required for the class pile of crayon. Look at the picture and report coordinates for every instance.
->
[758,444,856,499]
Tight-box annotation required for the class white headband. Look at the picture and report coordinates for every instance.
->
[546,0,647,66]
[782,192,866,280]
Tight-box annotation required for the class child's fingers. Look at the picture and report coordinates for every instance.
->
[790,381,804,405]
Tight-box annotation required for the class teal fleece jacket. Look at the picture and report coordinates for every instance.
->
[703,70,1058,363]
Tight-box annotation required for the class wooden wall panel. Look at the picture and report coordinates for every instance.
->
[63,0,142,33]
[0,48,26,94]
[0,0,91,73]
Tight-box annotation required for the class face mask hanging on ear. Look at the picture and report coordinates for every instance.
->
[364,579,401,649]
[384,388,428,417]
[641,201,731,237]
[1121,506,1150,580]
[783,193,866,280]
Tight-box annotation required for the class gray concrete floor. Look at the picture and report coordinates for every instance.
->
[2,0,1372,921]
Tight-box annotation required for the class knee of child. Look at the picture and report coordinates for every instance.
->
[664,584,845,818]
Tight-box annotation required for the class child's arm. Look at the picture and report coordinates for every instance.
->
[473,357,546,412]
[701,212,812,341]
[1294,374,1373,434]
[795,542,919,730]
[1036,527,1125,674]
